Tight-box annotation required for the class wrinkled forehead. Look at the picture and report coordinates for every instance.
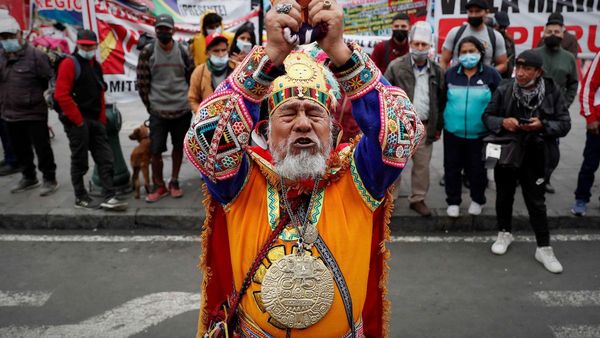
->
[271,99,329,117]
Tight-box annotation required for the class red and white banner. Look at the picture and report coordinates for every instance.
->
[434,0,600,58]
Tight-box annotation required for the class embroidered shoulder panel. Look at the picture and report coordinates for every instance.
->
[184,89,254,181]
[229,46,274,103]
[376,82,425,168]
[349,150,383,211]
[332,43,381,100]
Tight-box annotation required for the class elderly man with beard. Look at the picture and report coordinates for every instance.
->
[184,0,423,336]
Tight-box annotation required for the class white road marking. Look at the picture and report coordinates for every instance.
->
[551,325,600,338]
[1,233,599,243]
[0,235,199,242]
[390,234,600,243]
[0,291,52,307]
[534,290,600,307]
[0,292,200,338]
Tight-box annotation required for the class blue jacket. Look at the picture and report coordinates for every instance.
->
[443,64,501,139]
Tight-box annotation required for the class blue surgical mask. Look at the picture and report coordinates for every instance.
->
[236,40,252,54]
[458,52,481,69]
[210,54,229,69]
[1,39,22,53]
[78,49,96,60]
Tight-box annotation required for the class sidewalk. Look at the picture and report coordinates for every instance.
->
[0,99,598,233]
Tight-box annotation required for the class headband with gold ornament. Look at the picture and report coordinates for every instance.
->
[268,49,339,115]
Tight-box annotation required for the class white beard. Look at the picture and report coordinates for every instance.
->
[272,141,331,181]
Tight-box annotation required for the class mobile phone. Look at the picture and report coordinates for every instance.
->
[519,117,531,125]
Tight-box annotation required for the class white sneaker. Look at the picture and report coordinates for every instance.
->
[447,205,460,218]
[468,201,484,215]
[491,231,513,255]
[535,246,563,274]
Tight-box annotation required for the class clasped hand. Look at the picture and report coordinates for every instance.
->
[264,0,352,67]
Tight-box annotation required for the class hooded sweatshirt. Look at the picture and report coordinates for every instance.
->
[190,11,234,66]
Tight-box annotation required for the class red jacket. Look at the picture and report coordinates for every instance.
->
[370,38,409,74]
[54,57,106,126]
[580,52,600,123]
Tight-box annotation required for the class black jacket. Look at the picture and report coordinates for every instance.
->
[384,55,445,144]
[0,43,51,122]
[482,77,571,163]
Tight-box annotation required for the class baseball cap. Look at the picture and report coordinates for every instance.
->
[205,32,228,49]
[465,0,489,10]
[155,14,174,28]
[0,9,20,34]
[494,12,510,27]
[516,49,543,68]
[546,12,564,26]
[76,29,98,45]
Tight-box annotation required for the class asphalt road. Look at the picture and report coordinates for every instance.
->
[1,230,599,338]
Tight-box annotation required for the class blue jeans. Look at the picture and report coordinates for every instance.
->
[574,132,600,203]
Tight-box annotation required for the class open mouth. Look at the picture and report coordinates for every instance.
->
[292,137,317,149]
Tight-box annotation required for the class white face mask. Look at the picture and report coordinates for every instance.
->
[206,27,222,35]
[236,40,252,54]
[209,54,229,69]
[77,49,96,60]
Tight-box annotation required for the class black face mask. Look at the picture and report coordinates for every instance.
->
[393,29,408,42]
[545,35,562,48]
[157,32,172,44]
[467,16,483,27]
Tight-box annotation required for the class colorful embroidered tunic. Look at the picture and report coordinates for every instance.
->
[184,44,424,338]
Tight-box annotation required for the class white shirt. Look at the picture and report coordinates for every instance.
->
[412,59,430,121]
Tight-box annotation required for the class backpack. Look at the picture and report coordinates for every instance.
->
[44,54,81,114]
[451,24,497,65]
[142,40,193,84]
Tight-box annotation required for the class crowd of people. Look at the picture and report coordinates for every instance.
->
[0,0,599,271]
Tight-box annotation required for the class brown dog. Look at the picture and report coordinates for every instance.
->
[129,123,152,199]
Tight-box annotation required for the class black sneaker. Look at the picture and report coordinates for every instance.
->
[545,183,555,194]
[40,180,59,196]
[0,163,21,176]
[11,178,40,193]
[100,196,128,211]
[74,196,100,209]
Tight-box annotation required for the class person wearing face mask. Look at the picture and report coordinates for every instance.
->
[190,11,234,66]
[188,33,234,113]
[494,12,515,79]
[536,12,579,59]
[384,21,444,217]
[533,15,578,194]
[229,22,257,65]
[136,14,193,202]
[442,36,501,218]
[482,50,571,273]
[370,13,410,73]
[440,0,507,75]
[54,29,128,211]
[0,10,57,194]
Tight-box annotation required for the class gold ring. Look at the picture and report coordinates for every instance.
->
[323,0,332,10]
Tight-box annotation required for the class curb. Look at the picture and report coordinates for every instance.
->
[1,209,597,233]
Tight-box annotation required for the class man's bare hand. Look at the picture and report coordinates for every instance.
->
[502,117,520,132]
[586,120,600,135]
[521,117,543,132]
[307,0,352,66]
[264,1,303,66]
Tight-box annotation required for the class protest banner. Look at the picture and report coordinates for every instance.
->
[31,0,256,102]
[340,0,430,36]
[434,0,600,58]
